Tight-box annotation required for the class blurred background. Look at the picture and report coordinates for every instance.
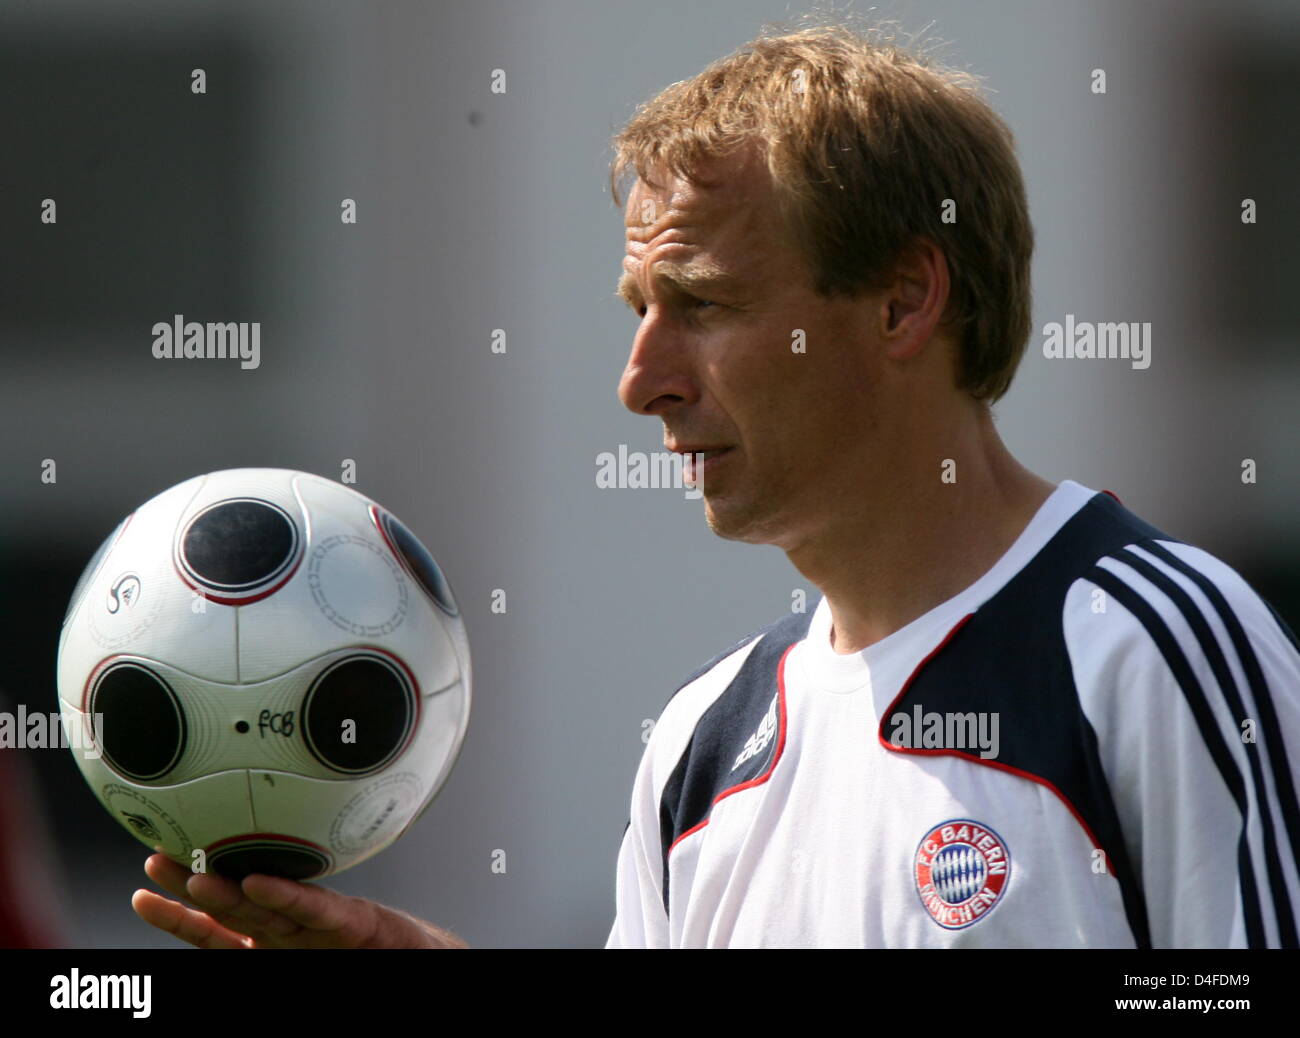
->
[0,0,1296,947]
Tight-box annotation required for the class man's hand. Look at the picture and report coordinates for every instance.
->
[132,853,467,949]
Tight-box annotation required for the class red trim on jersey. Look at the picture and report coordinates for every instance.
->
[1101,489,1122,504]
[877,613,1120,876]
[667,642,798,858]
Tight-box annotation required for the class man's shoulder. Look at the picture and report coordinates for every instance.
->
[1030,487,1292,652]
[899,488,1299,725]
[1018,487,1174,592]
[651,609,813,739]
[971,487,1297,671]
[648,609,814,864]
[673,610,812,695]
[1063,535,1300,683]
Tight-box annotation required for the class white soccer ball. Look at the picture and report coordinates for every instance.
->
[56,468,471,880]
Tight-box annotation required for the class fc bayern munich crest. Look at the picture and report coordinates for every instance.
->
[914,819,1011,929]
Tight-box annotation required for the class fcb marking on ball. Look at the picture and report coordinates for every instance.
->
[914,818,1010,930]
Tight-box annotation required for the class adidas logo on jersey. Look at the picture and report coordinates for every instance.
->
[732,693,779,772]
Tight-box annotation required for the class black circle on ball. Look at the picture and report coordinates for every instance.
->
[180,498,298,592]
[381,512,458,615]
[303,655,415,775]
[210,842,330,881]
[235,720,249,733]
[90,663,186,781]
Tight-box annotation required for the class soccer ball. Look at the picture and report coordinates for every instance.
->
[55,468,471,881]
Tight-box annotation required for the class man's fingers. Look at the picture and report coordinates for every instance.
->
[242,874,369,938]
[136,868,446,948]
[131,889,255,950]
[185,871,306,939]
[142,854,403,947]
[144,853,203,905]
[145,854,304,940]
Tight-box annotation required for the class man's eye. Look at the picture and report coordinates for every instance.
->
[629,298,716,319]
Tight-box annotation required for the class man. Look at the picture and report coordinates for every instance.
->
[133,23,1300,949]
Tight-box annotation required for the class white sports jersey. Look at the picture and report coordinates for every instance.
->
[606,480,1300,947]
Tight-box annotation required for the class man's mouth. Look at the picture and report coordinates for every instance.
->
[668,443,731,457]
[678,446,734,486]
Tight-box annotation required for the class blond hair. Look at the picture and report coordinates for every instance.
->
[609,20,1034,403]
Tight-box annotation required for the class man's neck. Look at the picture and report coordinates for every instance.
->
[786,412,1055,656]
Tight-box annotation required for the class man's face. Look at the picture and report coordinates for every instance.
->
[616,148,886,550]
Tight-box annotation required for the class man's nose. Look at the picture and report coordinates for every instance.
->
[617,312,697,416]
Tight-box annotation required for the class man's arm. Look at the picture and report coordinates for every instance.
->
[606,625,779,948]
[1067,540,1300,947]
[606,703,679,948]
[133,854,467,949]
[606,765,670,948]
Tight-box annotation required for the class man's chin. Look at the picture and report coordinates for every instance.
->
[702,497,777,545]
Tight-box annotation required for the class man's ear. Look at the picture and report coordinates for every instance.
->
[881,239,950,359]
